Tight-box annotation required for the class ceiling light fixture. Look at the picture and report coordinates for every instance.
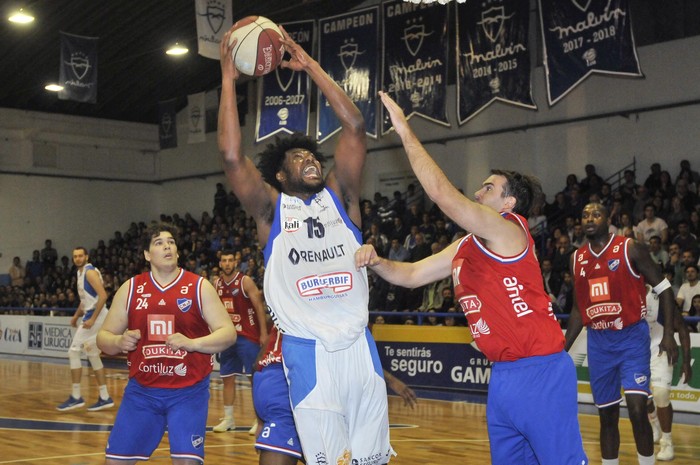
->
[166,42,189,56]
[45,84,64,92]
[8,8,35,24]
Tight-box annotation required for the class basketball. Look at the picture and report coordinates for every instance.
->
[228,16,284,77]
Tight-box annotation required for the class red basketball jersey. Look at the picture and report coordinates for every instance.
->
[215,272,263,344]
[126,269,213,388]
[573,234,647,330]
[452,213,563,362]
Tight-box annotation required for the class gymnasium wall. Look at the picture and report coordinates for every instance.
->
[1,35,699,271]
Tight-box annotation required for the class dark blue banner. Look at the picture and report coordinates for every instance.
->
[539,0,642,106]
[318,7,379,143]
[377,340,491,393]
[381,0,450,135]
[456,0,536,124]
[256,20,314,143]
[158,98,178,150]
[58,32,98,104]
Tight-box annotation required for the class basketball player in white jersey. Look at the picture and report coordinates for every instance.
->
[644,286,692,461]
[218,26,392,465]
[57,246,113,412]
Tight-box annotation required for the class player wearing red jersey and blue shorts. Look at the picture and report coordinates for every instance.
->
[96,224,236,465]
[566,203,677,465]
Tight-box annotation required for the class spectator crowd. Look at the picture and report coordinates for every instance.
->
[2,161,700,331]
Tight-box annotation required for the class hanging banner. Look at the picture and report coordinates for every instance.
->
[195,0,233,60]
[317,7,379,143]
[58,32,98,104]
[158,98,178,150]
[187,92,206,144]
[538,0,643,106]
[256,20,314,143]
[381,0,450,135]
[456,0,536,125]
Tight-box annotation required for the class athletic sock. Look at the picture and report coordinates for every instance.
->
[223,405,234,419]
[72,383,81,399]
[99,385,110,400]
[637,453,655,465]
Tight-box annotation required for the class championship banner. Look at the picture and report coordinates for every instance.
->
[255,20,314,143]
[187,92,206,144]
[58,32,98,104]
[456,0,536,125]
[195,0,233,60]
[317,7,379,143]
[382,0,450,135]
[538,0,642,106]
[158,98,178,150]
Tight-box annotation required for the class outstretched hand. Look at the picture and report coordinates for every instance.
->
[220,29,241,81]
[279,25,312,72]
[355,244,381,270]
[378,91,410,137]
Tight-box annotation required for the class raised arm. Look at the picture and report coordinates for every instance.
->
[356,240,457,289]
[218,29,276,241]
[279,26,366,224]
[378,91,524,255]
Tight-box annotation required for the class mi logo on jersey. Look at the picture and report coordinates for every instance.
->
[147,314,174,341]
[588,276,610,303]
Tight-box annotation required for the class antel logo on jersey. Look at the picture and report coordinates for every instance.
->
[297,272,352,296]
[585,303,622,320]
[458,295,482,316]
[148,314,174,341]
[142,344,187,360]
[588,276,611,303]
[284,216,301,232]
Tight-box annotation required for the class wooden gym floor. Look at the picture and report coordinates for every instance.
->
[0,357,698,464]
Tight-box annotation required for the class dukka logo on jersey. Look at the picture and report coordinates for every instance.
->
[296,272,352,297]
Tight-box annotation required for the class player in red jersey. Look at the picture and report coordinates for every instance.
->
[97,223,236,465]
[212,250,268,433]
[565,203,678,465]
[355,92,587,465]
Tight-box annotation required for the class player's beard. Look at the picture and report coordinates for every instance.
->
[287,176,325,197]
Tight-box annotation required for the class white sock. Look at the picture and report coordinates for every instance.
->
[602,459,619,465]
[638,452,655,465]
[99,385,110,400]
[223,405,234,420]
[71,383,81,399]
[661,432,672,443]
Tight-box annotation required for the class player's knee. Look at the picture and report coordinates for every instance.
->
[68,347,83,370]
[652,386,671,408]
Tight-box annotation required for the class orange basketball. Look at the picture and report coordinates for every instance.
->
[228,16,284,76]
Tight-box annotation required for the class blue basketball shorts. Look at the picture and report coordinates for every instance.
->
[487,350,588,465]
[587,320,651,407]
[105,377,210,463]
[252,363,303,459]
[218,336,259,377]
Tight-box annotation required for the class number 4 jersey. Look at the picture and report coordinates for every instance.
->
[263,188,369,352]
[573,234,647,331]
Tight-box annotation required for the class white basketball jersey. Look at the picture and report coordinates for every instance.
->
[644,286,664,357]
[77,264,103,311]
[263,188,369,351]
